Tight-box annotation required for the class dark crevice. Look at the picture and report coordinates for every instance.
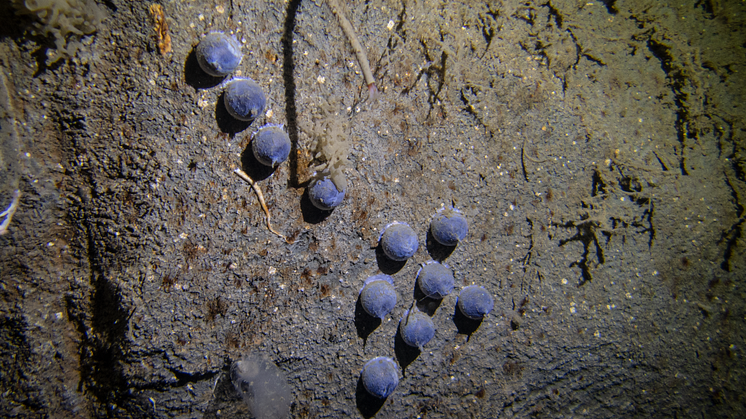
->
[582,53,606,67]
[591,170,607,197]
[404,40,448,120]
[394,0,407,42]
[478,6,500,56]
[545,2,563,29]
[598,0,618,15]
[520,141,529,182]
[647,37,690,175]
[566,29,582,72]
[75,192,134,414]
[458,86,494,136]
[653,151,669,171]
[169,368,222,388]
[718,173,745,272]
[556,219,605,286]
[521,218,535,272]
[694,0,716,19]
[57,98,137,414]
[282,0,302,188]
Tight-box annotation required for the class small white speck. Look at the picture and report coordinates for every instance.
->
[387,20,395,30]
[561,278,568,285]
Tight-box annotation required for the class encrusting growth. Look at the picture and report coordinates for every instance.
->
[325,0,378,101]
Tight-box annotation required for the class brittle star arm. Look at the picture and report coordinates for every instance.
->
[234,169,288,242]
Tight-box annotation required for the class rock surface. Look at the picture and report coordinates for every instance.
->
[0,0,744,417]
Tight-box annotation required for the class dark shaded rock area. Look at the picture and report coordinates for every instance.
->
[0,0,744,417]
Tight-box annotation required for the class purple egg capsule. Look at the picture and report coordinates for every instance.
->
[430,207,468,246]
[417,261,454,299]
[379,222,418,261]
[196,32,242,77]
[457,285,494,320]
[252,125,290,167]
[361,357,399,399]
[359,274,397,319]
[308,177,345,210]
[224,78,266,121]
[399,309,435,349]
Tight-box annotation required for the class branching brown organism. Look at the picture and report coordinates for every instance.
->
[326,0,378,101]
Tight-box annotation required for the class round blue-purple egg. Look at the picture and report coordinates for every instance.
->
[399,309,435,349]
[308,177,345,210]
[360,274,397,319]
[224,78,266,121]
[417,261,454,299]
[457,285,494,320]
[196,32,242,77]
[361,357,399,399]
[379,222,418,261]
[430,207,468,246]
[252,125,290,167]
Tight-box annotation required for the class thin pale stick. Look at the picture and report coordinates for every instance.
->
[234,169,288,242]
[326,0,378,99]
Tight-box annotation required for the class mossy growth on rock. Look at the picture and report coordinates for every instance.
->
[12,0,107,64]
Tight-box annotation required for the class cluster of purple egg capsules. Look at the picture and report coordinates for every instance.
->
[197,32,490,403]
[195,32,291,169]
[197,32,347,207]
[359,207,494,399]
